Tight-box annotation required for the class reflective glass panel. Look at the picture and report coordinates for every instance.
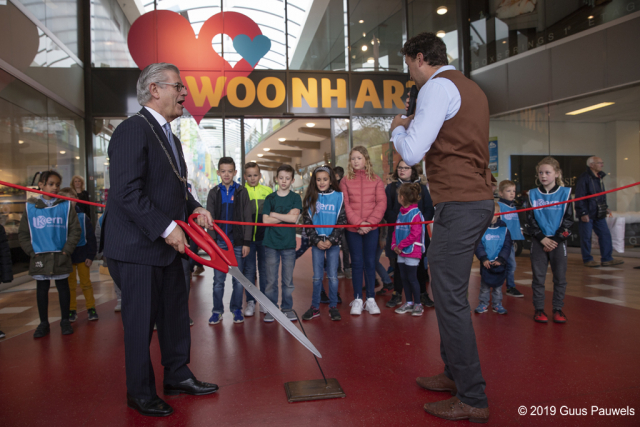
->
[349,0,405,72]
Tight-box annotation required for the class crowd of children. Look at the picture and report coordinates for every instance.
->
[3,153,582,340]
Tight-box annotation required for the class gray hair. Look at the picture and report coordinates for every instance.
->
[586,156,597,167]
[136,63,180,106]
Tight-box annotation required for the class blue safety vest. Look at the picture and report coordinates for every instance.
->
[310,191,343,236]
[498,202,524,240]
[528,187,572,236]
[481,226,507,261]
[395,207,425,255]
[77,212,87,247]
[26,201,70,254]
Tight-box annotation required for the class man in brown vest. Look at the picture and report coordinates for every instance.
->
[390,33,494,423]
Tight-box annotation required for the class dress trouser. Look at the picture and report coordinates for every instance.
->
[427,199,494,408]
[109,254,193,400]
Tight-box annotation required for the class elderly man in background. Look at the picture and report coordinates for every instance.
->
[575,156,623,267]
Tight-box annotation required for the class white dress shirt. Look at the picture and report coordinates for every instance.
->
[391,65,461,166]
[144,106,178,239]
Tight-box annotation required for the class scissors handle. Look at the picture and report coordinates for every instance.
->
[176,214,238,273]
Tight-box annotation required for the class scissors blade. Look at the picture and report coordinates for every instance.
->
[227,266,322,359]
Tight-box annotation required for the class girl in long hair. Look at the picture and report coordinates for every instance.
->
[382,159,435,309]
[524,156,574,324]
[340,146,387,315]
[301,166,347,321]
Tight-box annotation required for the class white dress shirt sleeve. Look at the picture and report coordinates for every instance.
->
[391,72,461,166]
[160,221,177,238]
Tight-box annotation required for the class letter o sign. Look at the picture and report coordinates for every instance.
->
[227,77,256,108]
[257,77,286,108]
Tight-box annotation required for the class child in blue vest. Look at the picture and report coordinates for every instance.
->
[301,166,347,321]
[524,157,574,324]
[60,187,98,323]
[474,203,513,314]
[391,183,426,317]
[18,171,81,338]
[498,180,524,298]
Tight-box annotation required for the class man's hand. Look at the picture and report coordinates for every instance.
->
[85,259,93,268]
[390,113,414,134]
[194,207,214,229]
[242,245,250,258]
[482,260,491,269]
[581,215,590,223]
[166,226,189,253]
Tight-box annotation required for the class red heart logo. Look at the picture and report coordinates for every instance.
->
[128,11,263,123]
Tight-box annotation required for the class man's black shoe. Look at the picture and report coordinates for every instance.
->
[421,293,435,308]
[60,320,74,335]
[33,322,50,339]
[127,394,173,417]
[164,377,219,396]
[320,289,330,304]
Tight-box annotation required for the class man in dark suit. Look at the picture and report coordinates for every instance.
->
[103,62,217,417]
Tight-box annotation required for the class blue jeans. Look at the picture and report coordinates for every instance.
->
[506,245,517,289]
[375,245,391,284]
[346,229,379,299]
[579,217,613,262]
[264,247,296,310]
[212,240,244,314]
[479,281,503,307]
[243,240,266,302]
[311,244,340,308]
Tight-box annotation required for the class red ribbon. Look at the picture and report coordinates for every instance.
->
[1,179,638,228]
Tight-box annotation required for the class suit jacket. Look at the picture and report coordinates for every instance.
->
[103,107,200,266]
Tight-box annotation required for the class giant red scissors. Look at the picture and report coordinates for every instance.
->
[176,214,321,358]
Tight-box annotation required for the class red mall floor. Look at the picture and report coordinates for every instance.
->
[1,251,639,427]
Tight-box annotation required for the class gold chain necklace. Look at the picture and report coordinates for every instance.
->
[136,112,189,200]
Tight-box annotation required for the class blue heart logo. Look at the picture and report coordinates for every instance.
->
[233,34,271,67]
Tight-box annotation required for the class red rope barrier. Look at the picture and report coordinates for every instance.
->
[2,179,639,228]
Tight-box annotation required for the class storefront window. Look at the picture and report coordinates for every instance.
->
[349,0,405,72]
[92,0,137,68]
[0,70,84,274]
[350,115,394,178]
[470,0,640,71]
[333,117,350,171]
[16,0,82,59]
[288,0,347,71]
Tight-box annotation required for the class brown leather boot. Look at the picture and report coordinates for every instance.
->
[423,396,489,423]
[416,373,457,395]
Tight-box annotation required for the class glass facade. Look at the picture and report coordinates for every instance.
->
[0,69,85,274]
[2,0,640,279]
[469,0,640,71]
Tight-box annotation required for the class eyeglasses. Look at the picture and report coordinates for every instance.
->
[154,82,186,92]
[397,166,412,171]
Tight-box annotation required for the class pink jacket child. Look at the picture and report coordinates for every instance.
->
[340,169,386,232]
[391,204,425,259]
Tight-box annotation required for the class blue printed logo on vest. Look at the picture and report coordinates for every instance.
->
[33,215,65,229]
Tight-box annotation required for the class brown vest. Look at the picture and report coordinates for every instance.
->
[425,70,493,206]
